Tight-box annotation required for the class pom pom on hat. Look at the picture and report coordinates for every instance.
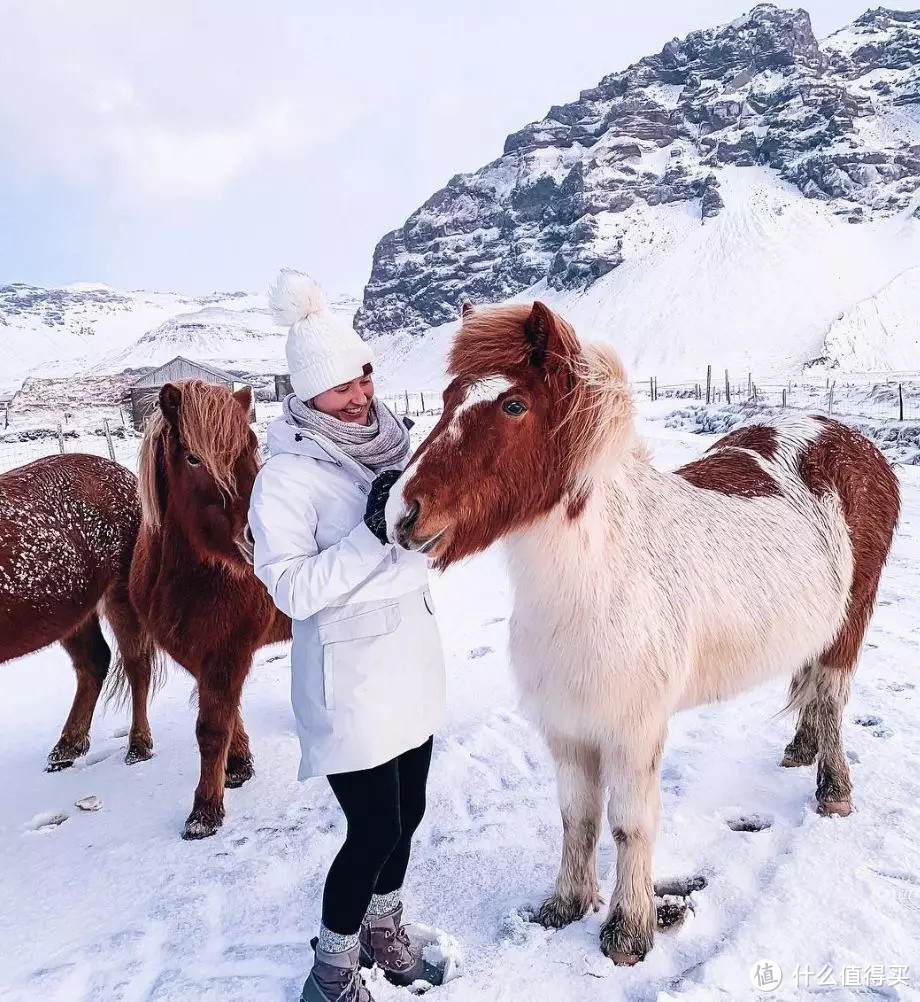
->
[270,268,327,326]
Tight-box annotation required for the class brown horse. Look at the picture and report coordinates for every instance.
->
[0,453,156,769]
[131,379,290,839]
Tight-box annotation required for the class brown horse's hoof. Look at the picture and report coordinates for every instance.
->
[125,740,153,765]
[817,799,852,817]
[183,806,224,840]
[46,738,89,772]
[608,951,642,966]
[225,756,254,788]
[781,750,816,768]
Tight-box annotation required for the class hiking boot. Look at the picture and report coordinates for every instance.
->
[359,904,445,988]
[301,942,375,1002]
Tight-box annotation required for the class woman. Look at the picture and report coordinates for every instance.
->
[248,270,447,1002]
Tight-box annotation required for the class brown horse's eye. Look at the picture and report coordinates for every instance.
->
[186,454,201,467]
[502,400,527,417]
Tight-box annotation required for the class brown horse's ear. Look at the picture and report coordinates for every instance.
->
[460,298,474,320]
[524,301,567,368]
[159,383,182,428]
[233,385,253,415]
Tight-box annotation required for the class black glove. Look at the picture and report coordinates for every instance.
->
[364,469,402,544]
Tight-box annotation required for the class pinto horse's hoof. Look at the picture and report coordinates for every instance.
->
[225,756,254,788]
[600,906,654,966]
[182,806,224,840]
[533,891,597,929]
[817,799,852,817]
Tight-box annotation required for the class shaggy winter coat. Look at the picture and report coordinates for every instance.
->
[248,418,446,778]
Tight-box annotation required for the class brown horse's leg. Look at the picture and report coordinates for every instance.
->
[225,710,254,788]
[183,663,247,839]
[47,614,110,771]
[105,585,155,765]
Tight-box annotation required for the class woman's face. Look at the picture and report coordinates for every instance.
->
[312,373,375,424]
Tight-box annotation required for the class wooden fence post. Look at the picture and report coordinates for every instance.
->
[747,372,752,399]
[706,365,712,405]
[899,383,904,422]
[724,369,731,405]
[782,388,787,408]
[57,423,65,454]
[404,390,410,415]
[103,418,116,461]
[421,392,426,413]
[827,381,835,416]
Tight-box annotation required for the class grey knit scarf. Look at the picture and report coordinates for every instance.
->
[283,393,410,474]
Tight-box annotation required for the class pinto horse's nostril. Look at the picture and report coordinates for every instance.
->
[395,499,421,546]
[403,500,421,532]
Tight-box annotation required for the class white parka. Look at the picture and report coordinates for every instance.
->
[248,417,446,778]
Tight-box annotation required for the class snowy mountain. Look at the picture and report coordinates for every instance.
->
[357,5,920,382]
[0,283,359,393]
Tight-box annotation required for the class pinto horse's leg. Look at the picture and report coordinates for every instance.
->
[599,733,664,965]
[47,614,111,771]
[105,584,155,765]
[184,662,247,839]
[536,735,603,929]
[811,663,854,817]
[225,710,254,788]
[781,664,819,768]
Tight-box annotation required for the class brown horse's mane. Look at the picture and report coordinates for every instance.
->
[138,379,258,532]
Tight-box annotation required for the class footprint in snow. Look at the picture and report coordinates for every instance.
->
[854,715,893,739]
[25,811,69,833]
[468,646,493,659]
[725,814,773,832]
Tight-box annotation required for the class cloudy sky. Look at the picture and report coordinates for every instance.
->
[2,1,918,297]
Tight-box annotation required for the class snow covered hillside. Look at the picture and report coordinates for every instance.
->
[2,410,918,1002]
[0,283,359,394]
[358,5,920,383]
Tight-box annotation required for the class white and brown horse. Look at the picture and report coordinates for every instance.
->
[385,300,900,965]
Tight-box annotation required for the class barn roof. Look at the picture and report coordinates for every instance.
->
[131,356,237,389]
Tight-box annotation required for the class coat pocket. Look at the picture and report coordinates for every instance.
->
[318,603,402,711]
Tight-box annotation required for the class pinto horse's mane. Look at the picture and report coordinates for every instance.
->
[137,379,257,532]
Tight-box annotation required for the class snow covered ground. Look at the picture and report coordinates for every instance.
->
[2,408,919,1002]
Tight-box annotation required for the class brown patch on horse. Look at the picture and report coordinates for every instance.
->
[797,419,900,670]
[676,426,780,498]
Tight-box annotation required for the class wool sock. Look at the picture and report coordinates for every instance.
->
[317,923,359,955]
[366,889,401,917]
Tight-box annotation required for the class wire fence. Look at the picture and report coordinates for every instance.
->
[636,367,920,423]
[3,372,919,477]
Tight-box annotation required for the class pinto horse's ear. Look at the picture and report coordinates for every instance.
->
[460,298,474,320]
[524,301,559,368]
[233,385,253,415]
[159,383,182,428]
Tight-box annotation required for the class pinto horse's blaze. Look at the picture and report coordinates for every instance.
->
[388,298,900,966]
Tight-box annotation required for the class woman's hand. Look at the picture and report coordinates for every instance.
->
[364,470,402,544]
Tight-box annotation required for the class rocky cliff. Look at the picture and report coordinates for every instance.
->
[356,6,920,338]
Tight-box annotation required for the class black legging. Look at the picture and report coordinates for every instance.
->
[322,736,433,935]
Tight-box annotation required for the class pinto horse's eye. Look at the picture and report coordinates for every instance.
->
[502,399,528,417]
[186,454,202,467]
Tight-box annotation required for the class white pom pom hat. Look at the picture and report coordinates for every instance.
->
[270,268,374,402]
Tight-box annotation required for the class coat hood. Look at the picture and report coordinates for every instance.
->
[266,416,343,465]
